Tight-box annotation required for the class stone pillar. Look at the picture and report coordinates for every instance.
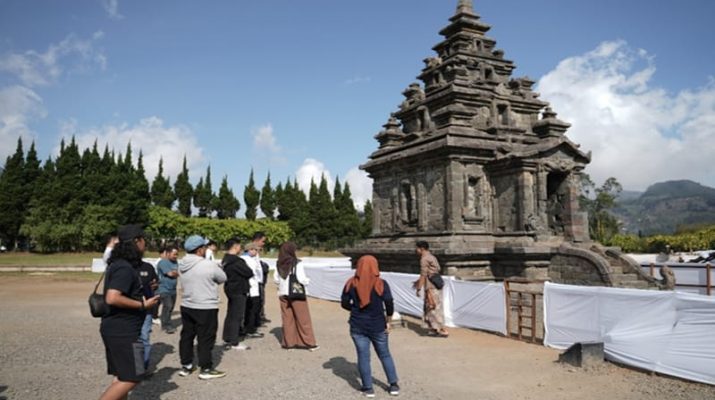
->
[537,170,548,230]
[445,161,460,231]
[417,182,428,231]
[519,171,536,232]
[563,173,588,241]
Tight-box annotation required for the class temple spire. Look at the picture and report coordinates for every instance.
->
[456,0,474,15]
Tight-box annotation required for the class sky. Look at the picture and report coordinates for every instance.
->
[1,0,714,213]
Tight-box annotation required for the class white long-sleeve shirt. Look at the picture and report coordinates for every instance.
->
[273,261,310,297]
[241,254,262,297]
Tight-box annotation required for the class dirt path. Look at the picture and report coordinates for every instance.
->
[0,275,712,399]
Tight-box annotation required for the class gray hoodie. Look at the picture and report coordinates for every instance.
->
[179,254,227,310]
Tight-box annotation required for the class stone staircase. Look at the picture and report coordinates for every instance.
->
[592,245,661,290]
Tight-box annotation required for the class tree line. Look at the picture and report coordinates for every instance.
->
[0,137,372,252]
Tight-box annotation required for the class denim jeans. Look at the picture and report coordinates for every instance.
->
[140,314,153,369]
[350,327,398,390]
[160,293,176,330]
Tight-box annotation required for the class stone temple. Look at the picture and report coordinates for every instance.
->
[344,0,660,289]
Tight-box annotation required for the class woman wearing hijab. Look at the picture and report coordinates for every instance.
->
[341,255,400,398]
[273,242,318,350]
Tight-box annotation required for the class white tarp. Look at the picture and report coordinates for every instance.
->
[448,280,507,335]
[303,265,353,301]
[544,282,715,385]
[299,260,506,336]
[91,257,160,273]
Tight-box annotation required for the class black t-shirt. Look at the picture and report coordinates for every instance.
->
[100,259,146,338]
[138,262,159,298]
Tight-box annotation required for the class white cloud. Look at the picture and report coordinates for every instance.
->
[295,158,334,196]
[252,123,281,153]
[101,0,123,20]
[62,116,206,181]
[343,76,372,86]
[294,159,373,210]
[345,167,372,211]
[537,40,715,190]
[0,85,45,160]
[0,32,107,87]
[251,123,287,166]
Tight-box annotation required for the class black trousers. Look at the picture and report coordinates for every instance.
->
[222,294,247,345]
[244,296,261,334]
[259,283,266,320]
[179,307,218,370]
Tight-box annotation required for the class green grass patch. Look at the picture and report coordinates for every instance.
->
[0,271,99,281]
[0,252,102,266]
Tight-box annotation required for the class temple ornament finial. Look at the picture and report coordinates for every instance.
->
[457,0,474,14]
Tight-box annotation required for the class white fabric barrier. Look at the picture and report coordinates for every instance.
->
[448,280,507,335]
[303,265,353,302]
[299,260,506,336]
[91,257,160,273]
[544,282,715,385]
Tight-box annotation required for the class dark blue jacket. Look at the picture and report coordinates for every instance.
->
[341,280,394,333]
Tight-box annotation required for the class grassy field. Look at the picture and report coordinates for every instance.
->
[0,271,99,281]
[0,252,104,266]
[0,249,345,267]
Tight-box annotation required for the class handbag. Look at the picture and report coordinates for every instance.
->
[287,263,306,300]
[89,269,108,317]
[428,273,445,290]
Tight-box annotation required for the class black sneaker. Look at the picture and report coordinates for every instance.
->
[178,365,197,377]
[198,368,226,380]
[389,383,400,396]
[361,388,375,398]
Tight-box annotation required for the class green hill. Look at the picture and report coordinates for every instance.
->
[613,180,715,235]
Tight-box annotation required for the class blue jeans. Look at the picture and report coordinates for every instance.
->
[140,314,153,369]
[350,327,398,390]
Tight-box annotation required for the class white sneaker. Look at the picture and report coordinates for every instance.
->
[152,318,161,325]
[230,343,249,350]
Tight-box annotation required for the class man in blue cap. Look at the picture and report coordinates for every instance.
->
[177,235,227,380]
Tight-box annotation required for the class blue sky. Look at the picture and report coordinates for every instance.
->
[1,0,714,212]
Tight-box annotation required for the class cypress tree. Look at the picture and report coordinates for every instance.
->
[281,178,309,242]
[214,175,240,219]
[274,181,284,220]
[150,158,175,208]
[338,181,361,244]
[174,156,193,216]
[193,177,205,216]
[361,200,373,238]
[260,172,275,220]
[126,151,151,224]
[276,178,293,221]
[194,166,215,218]
[243,169,260,221]
[306,175,337,246]
[0,138,26,249]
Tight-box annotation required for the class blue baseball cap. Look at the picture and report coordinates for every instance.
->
[184,235,209,252]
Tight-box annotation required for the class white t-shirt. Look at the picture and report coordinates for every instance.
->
[241,254,262,297]
[273,261,310,297]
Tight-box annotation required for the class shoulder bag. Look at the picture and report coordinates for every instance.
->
[287,263,306,300]
[428,273,445,290]
[89,269,108,317]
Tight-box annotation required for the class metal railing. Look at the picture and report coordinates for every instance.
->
[644,262,712,296]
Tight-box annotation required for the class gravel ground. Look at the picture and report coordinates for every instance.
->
[0,274,714,400]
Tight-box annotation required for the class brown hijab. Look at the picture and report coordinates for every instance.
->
[276,241,299,279]
[344,255,384,309]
